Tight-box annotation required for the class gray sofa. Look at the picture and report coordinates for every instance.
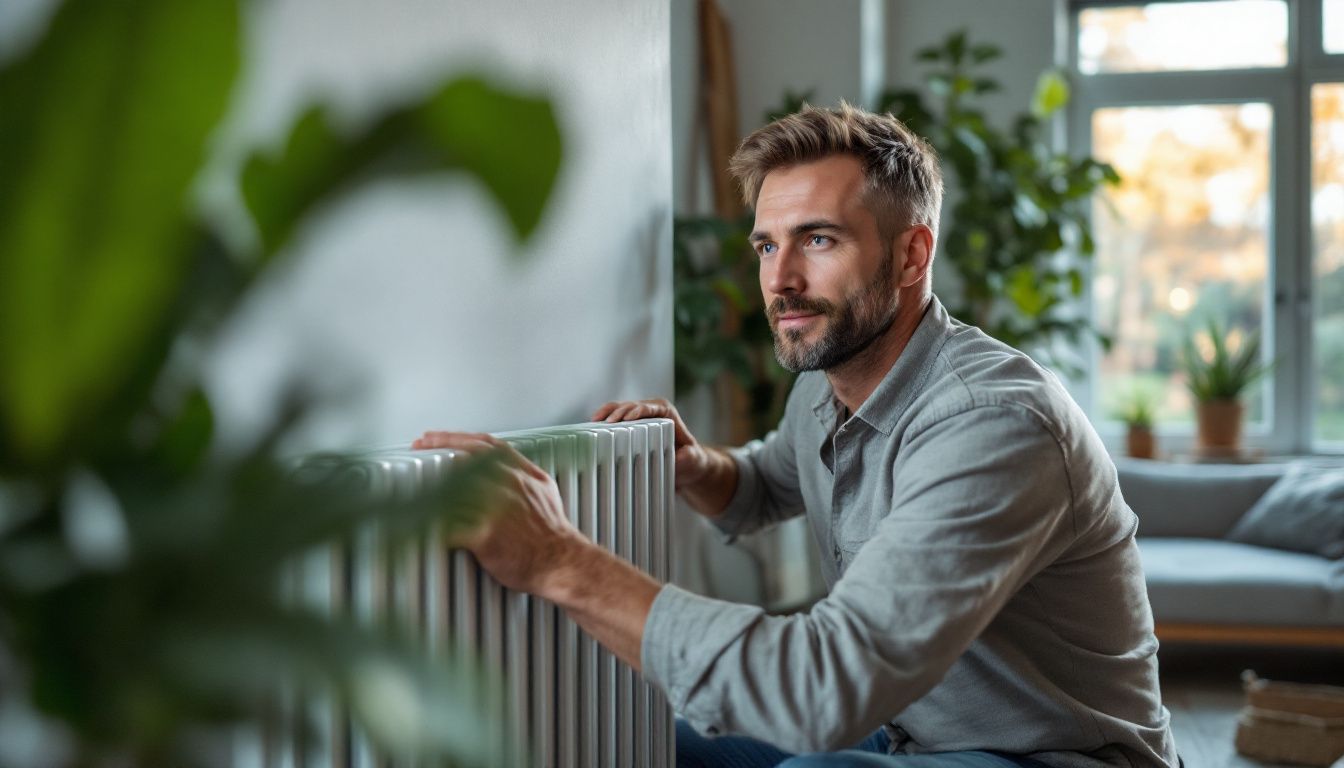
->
[1114,458,1344,645]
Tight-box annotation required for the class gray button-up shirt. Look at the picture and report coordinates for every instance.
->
[641,298,1179,767]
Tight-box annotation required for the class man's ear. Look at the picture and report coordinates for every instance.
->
[896,224,934,289]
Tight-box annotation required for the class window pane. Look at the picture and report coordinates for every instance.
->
[1092,104,1272,428]
[1314,84,1344,442]
[1079,1,1287,73]
[1327,0,1344,54]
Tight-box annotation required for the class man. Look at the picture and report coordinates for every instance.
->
[415,105,1179,767]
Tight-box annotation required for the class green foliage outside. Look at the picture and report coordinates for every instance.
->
[1181,318,1273,403]
[0,1,561,764]
[674,31,1119,438]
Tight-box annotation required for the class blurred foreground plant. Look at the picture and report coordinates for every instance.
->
[0,1,561,764]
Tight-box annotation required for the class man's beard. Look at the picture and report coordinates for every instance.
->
[768,259,899,373]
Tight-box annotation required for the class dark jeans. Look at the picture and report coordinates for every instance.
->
[676,719,1053,768]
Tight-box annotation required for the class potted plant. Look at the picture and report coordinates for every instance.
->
[1114,387,1157,459]
[1181,319,1273,455]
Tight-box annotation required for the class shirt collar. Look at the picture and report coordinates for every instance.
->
[810,296,953,436]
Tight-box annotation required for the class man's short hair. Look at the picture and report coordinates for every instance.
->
[728,103,944,244]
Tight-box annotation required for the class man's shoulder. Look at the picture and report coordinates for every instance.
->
[913,325,1079,439]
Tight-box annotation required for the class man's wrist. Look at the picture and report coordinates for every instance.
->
[538,535,608,606]
[680,447,739,519]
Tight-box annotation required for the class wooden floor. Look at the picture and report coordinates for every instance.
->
[1160,644,1344,767]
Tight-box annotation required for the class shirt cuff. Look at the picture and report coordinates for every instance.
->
[709,449,761,543]
[640,583,763,723]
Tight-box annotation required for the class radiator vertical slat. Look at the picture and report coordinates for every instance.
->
[531,437,557,768]
[575,429,600,767]
[353,460,394,768]
[631,423,652,766]
[609,426,633,768]
[593,428,617,767]
[507,438,536,766]
[645,422,665,768]
[554,434,579,768]
[657,420,676,768]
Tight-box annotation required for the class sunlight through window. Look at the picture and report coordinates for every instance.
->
[1079,1,1287,73]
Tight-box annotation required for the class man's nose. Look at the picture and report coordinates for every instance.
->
[764,244,806,296]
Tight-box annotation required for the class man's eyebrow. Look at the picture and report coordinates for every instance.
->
[748,220,845,243]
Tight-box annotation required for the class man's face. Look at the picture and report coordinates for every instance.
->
[750,155,898,373]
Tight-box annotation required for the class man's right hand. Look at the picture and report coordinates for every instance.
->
[591,398,738,517]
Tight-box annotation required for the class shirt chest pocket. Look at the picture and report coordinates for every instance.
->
[833,500,886,553]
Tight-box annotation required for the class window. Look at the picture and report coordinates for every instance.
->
[1070,1,1344,452]
[1327,0,1344,53]
[1092,103,1272,427]
[1078,1,1288,73]
[1314,84,1344,440]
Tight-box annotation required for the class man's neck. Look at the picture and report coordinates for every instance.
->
[826,293,931,416]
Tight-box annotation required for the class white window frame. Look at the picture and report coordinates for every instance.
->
[1061,0,1344,455]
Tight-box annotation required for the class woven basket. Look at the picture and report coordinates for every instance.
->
[1235,671,1344,767]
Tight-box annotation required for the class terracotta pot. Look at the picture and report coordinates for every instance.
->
[1126,426,1155,459]
[1197,399,1244,450]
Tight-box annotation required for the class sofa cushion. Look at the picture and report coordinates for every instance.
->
[1138,538,1343,626]
[1115,458,1287,538]
[1228,464,1344,559]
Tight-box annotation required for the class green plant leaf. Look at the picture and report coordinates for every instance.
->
[1031,70,1070,119]
[1005,267,1051,317]
[971,43,1004,63]
[945,30,969,65]
[242,76,562,260]
[973,78,1002,95]
[0,0,239,467]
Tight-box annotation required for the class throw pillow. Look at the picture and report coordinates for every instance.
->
[1228,464,1344,559]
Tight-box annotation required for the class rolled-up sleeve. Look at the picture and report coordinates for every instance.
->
[641,405,1077,752]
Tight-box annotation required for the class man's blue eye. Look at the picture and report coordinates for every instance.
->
[761,243,776,255]
[809,235,830,246]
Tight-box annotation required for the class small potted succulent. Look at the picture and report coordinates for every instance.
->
[1181,319,1273,455]
[1115,387,1157,459]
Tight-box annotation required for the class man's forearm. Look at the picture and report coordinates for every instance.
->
[679,446,739,519]
[542,540,662,671]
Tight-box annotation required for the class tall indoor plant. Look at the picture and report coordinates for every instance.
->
[877,31,1119,376]
[0,1,562,764]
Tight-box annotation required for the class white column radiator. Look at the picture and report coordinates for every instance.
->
[258,419,676,768]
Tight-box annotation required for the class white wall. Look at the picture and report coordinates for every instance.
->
[201,0,674,451]
[720,0,865,138]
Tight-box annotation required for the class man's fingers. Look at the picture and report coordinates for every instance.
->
[413,431,496,452]
[591,398,698,448]
[600,401,663,423]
